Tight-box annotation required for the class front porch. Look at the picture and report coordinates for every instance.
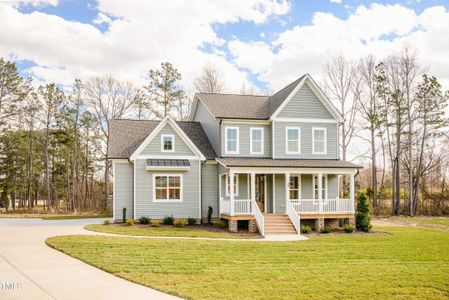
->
[218,168,357,235]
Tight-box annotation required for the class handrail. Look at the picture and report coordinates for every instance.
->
[250,199,264,236]
[286,200,301,234]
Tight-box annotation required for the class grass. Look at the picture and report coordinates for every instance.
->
[394,217,449,228]
[0,212,111,220]
[42,214,111,220]
[47,226,449,300]
[85,224,240,239]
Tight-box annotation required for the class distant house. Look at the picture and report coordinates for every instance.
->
[108,74,361,235]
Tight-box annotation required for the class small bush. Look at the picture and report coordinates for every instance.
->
[125,219,135,226]
[163,215,175,225]
[300,224,312,234]
[356,192,372,232]
[122,207,127,223]
[207,206,213,225]
[343,225,354,233]
[150,220,160,227]
[187,217,197,225]
[174,219,186,227]
[213,220,226,229]
[320,226,332,234]
[103,219,110,225]
[139,216,150,224]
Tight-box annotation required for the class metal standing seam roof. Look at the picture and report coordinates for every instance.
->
[147,159,190,167]
[216,157,362,169]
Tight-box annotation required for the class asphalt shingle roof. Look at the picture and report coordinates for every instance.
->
[216,157,362,169]
[107,119,216,160]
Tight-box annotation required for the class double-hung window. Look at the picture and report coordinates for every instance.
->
[250,127,264,155]
[312,128,327,155]
[289,175,300,200]
[225,174,239,196]
[154,175,182,202]
[161,134,175,152]
[286,127,301,154]
[225,127,239,154]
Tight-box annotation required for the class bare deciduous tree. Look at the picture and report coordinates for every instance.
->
[194,63,225,93]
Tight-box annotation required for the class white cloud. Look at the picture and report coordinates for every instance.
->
[227,3,449,90]
[0,0,290,91]
[330,0,342,4]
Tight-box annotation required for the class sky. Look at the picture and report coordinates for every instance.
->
[1,0,449,94]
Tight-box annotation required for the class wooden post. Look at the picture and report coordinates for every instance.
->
[250,172,256,208]
[285,173,290,212]
[350,173,355,213]
[230,172,235,216]
[318,173,323,213]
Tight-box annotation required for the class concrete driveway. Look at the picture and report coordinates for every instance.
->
[0,218,179,300]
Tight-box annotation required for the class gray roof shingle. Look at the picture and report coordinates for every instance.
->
[216,157,362,169]
[107,119,216,160]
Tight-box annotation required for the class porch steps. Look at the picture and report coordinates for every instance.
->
[264,214,297,235]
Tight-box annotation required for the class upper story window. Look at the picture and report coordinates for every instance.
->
[285,127,301,154]
[161,134,175,152]
[312,128,327,154]
[225,127,239,154]
[154,174,182,202]
[250,127,264,155]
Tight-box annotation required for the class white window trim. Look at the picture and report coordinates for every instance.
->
[152,173,183,203]
[250,127,264,155]
[285,126,301,154]
[312,174,328,200]
[225,174,239,197]
[289,174,301,200]
[160,134,175,153]
[312,127,327,155]
[225,126,239,154]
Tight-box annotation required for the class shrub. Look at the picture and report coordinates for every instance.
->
[174,219,186,227]
[103,219,110,225]
[187,217,197,225]
[150,220,160,227]
[125,219,135,226]
[207,206,213,225]
[163,215,175,225]
[213,220,226,229]
[356,192,372,232]
[343,225,354,233]
[139,216,150,225]
[300,224,312,234]
[320,226,332,234]
[122,207,127,223]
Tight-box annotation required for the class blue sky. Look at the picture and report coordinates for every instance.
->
[2,0,449,91]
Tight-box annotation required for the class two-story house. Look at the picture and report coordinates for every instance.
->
[108,74,362,235]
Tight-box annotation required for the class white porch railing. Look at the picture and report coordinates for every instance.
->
[220,198,252,215]
[290,198,354,214]
[251,198,264,236]
[286,200,301,234]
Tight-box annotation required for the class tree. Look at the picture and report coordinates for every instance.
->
[0,58,26,128]
[412,74,448,215]
[193,63,225,93]
[356,192,372,232]
[145,62,185,119]
[84,76,138,208]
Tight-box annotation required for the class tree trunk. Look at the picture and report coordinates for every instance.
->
[370,127,377,214]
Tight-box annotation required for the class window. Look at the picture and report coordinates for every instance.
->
[313,175,327,199]
[289,175,300,200]
[153,175,182,202]
[161,134,175,152]
[250,128,264,155]
[225,127,239,154]
[225,174,239,196]
[285,127,301,154]
[312,128,327,154]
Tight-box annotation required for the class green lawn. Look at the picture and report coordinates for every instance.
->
[42,214,111,220]
[85,224,241,239]
[393,217,449,228]
[47,226,449,300]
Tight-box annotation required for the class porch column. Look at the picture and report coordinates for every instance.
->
[218,174,222,215]
[350,173,355,213]
[318,173,323,213]
[230,172,235,216]
[285,173,290,210]
[250,172,256,208]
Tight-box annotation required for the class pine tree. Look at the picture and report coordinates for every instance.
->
[356,192,372,232]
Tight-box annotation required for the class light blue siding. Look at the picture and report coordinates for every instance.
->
[274,174,286,213]
[135,159,200,219]
[273,122,338,159]
[301,174,313,199]
[193,100,221,156]
[220,173,249,200]
[140,122,195,156]
[277,82,333,119]
[113,162,133,220]
[202,163,219,218]
[221,123,272,157]
[328,175,339,198]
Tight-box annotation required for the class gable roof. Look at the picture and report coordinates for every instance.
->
[108,119,216,160]
[193,73,342,122]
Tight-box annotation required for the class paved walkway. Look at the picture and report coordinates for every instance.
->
[0,218,179,300]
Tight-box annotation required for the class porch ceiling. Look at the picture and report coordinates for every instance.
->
[216,157,362,169]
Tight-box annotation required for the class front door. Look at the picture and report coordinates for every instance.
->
[255,174,266,212]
